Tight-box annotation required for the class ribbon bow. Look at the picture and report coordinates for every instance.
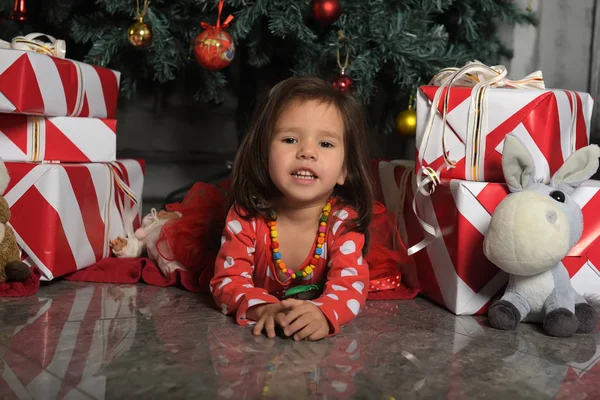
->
[0,32,66,59]
[201,0,234,30]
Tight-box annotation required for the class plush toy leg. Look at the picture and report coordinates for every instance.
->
[543,289,578,337]
[574,302,599,334]
[488,291,530,330]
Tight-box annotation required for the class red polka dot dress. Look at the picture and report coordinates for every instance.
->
[210,201,369,335]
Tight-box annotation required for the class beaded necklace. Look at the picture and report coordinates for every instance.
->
[269,201,331,280]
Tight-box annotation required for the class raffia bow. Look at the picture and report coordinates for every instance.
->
[0,32,66,59]
[201,0,234,30]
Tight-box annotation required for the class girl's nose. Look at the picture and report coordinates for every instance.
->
[297,144,317,160]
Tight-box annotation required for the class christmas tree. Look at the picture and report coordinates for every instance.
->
[0,0,535,135]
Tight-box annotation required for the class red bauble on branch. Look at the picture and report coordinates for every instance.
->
[312,0,341,26]
[194,0,235,71]
[333,73,353,93]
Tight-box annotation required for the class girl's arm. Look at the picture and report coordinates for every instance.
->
[312,212,369,335]
[210,207,280,325]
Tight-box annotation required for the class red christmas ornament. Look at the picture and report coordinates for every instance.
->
[194,0,235,71]
[312,0,341,26]
[10,0,27,21]
[332,72,353,93]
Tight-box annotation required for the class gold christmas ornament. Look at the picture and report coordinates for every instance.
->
[395,91,417,136]
[128,18,152,47]
[128,0,152,48]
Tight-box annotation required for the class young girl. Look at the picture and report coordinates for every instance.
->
[210,76,377,341]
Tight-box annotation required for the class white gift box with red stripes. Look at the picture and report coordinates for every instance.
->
[0,49,120,118]
[416,85,593,184]
[0,114,116,162]
[4,160,144,281]
[377,160,600,316]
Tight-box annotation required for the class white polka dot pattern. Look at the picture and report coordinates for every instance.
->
[346,299,360,315]
[247,246,255,256]
[235,293,244,302]
[218,277,232,290]
[247,299,266,308]
[333,209,349,220]
[227,220,242,235]
[341,267,358,277]
[331,285,348,291]
[340,240,356,255]
[327,294,339,300]
[240,271,252,279]
[221,236,226,246]
[352,281,364,294]
[224,257,235,269]
[332,220,342,235]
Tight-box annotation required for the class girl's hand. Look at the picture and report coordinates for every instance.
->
[280,299,330,341]
[247,303,287,338]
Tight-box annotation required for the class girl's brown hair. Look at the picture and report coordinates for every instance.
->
[228,76,374,251]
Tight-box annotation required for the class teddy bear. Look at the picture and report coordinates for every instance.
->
[0,160,32,283]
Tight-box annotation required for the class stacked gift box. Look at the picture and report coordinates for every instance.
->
[374,62,600,315]
[0,36,144,281]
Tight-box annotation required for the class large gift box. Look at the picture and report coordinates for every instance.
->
[3,160,144,281]
[416,62,593,184]
[0,49,120,118]
[377,160,600,315]
[0,114,116,162]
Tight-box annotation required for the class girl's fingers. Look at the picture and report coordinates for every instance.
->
[253,317,265,336]
[265,316,276,338]
[308,326,329,341]
[284,313,313,337]
[294,322,320,341]
[282,304,310,326]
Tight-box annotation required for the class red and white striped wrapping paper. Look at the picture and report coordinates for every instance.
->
[0,114,116,162]
[0,49,120,118]
[377,160,600,315]
[416,86,593,183]
[3,160,144,281]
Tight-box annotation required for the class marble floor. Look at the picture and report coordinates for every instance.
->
[0,281,597,399]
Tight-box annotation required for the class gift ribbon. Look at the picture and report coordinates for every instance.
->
[0,32,66,58]
[201,0,234,30]
[412,61,545,254]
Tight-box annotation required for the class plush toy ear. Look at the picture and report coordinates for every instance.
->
[502,134,536,192]
[551,144,600,193]
[0,160,9,195]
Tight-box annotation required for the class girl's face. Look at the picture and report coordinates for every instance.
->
[268,99,346,207]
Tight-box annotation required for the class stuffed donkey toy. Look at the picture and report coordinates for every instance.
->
[483,134,600,337]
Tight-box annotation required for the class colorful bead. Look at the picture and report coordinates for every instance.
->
[269,201,331,280]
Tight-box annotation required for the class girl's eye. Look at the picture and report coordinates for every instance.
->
[283,138,297,144]
[320,141,334,148]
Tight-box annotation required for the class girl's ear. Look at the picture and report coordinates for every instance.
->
[337,167,347,186]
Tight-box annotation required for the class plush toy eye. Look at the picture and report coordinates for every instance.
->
[549,190,565,203]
